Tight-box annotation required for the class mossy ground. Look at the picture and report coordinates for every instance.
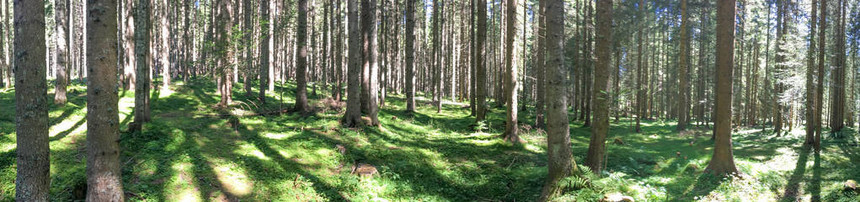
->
[0,79,858,201]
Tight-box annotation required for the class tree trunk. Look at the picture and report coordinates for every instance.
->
[406,0,416,113]
[535,0,546,128]
[476,0,488,123]
[815,0,827,151]
[260,0,270,103]
[86,0,125,199]
[539,0,576,200]
[503,0,519,143]
[133,0,152,131]
[634,0,644,133]
[14,0,50,200]
[55,0,70,105]
[705,0,739,176]
[586,0,612,174]
[676,0,689,131]
[344,0,363,126]
[362,0,380,125]
[805,0,818,147]
[294,0,310,113]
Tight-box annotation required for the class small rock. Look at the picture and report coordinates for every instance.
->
[613,138,625,145]
[601,193,634,202]
[845,180,858,192]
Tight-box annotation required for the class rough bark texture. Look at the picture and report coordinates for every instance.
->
[539,0,575,200]
[586,0,612,174]
[344,0,363,127]
[362,0,380,125]
[476,0,488,123]
[805,0,818,147]
[406,0,416,113]
[634,0,644,133]
[294,0,310,113]
[86,0,125,200]
[217,0,235,107]
[260,0,270,103]
[534,0,546,129]
[503,0,519,143]
[14,0,51,200]
[829,0,846,132]
[133,0,152,131]
[55,0,70,105]
[815,0,826,151]
[705,0,739,176]
[676,0,689,131]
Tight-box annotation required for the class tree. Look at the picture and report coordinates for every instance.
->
[132,0,152,132]
[260,0,270,103]
[294,0,310,113]
[705,0,739,176]
[539,0,577,200]
[634,0,644,133]
[503,0,520,143]
[406,0,416,113]
[55,0,70,105]
[14,0,50,200]
[86,0,125,199]
[676,0,689,131]
[830,0,847,132]
[586,0,612,174]
[815,0,827,151]
[160,0,169,91]
[805,0,818,147]
[344,0,363,127]
[476,0,488,123]
[217,0,235,107]
[362,0,380,125]
[534,0,546,129]
[432,0,444,113]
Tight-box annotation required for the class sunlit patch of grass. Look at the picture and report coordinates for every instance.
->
[168,161,202,202]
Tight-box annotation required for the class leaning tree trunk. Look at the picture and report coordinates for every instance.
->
[705,0,739,176]
[86,0,125,200]
[539,0,577,200]
[585,0,612,174]
[14,0,50,200]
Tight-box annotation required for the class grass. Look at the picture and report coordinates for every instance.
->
[0,79,858,201]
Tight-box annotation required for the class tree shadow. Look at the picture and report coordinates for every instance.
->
[781,147,811,201]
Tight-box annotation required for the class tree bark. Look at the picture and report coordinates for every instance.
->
[539,0,576,200]
[14,0,50,200]
[535,0,546,128]
[805,0,818,147]
[406,0,416,113]
[86,0,125,199]
[294,0,310,113]
[503,0,519,143]
[260,0,270,103]
[476,0,488,123]
[815,0,827,151]
[677,0,689,131]
[55,0,70,105]
[586,0,612,174]
[634,0,644,133]
[705,0,739,176]
[344,0,363,126]
[132,0,152,131]
[362,0,380,125]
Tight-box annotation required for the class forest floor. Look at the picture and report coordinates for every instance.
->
[1,79,859,201]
